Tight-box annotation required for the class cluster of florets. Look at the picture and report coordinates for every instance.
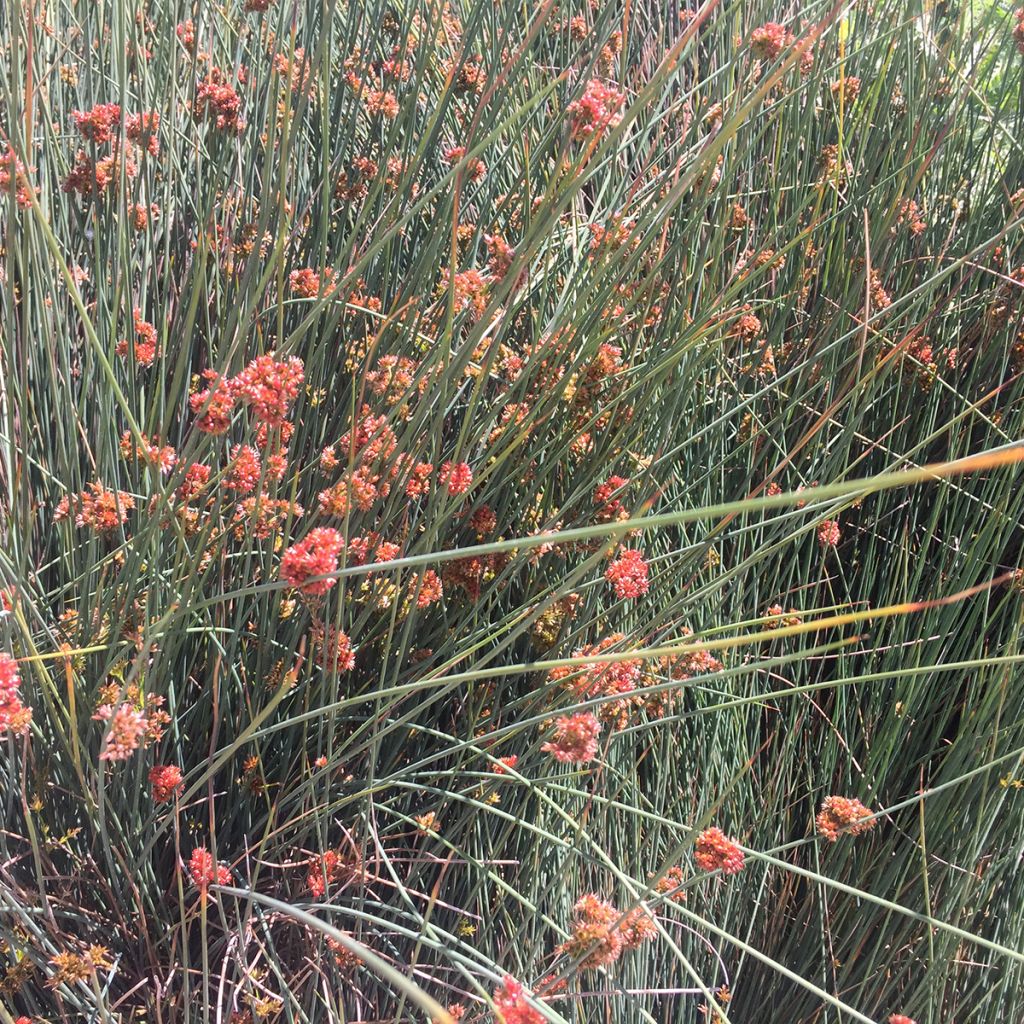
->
[120,432,176,473]
[193,69,244,132]
[54,482,135,533]
[306,848,362,896]
[190,353,304,438]
[0,653,31,736]
[593,475,630,522]
[116,309,159,367]
[188,847,231,889]
[313,624,356,673]
[232,353,304,425]
[541,711,601,763]
[817,518,841,548]
[289,266,338,298]
[93,691,170,761]
[1015,9,1024,55]
[567,78,625,140]
[0,146,37,207]
[749,22,791,61]
[149,764,184,803]
[548,634,644,728]
[815,795,876,842]
[493,976,546,1024]
[558,893,656,969]
[437,267,490,320]
[693,826,746,875]
[605,547,649,599]
[63,104,159,198]
[280,527,346,595]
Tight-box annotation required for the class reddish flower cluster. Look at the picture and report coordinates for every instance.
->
[493,976,545,1024]
[190,371,236,434]
[306,849,361,896]
[289,266,337,297]
[541,711,601,763]
[94,702,149,761]
[889,1016,916,1024]
[817,519,841,548]
[438,460,473,495]
[188,847,231,889]
[549,633,643,727]
[605,548,649,600]
[694,826,745,875]
[0,653,32,736]
[749,22,790,61]
[815,795,876,842]
[567,78,625,141]
[54,482,135,533]
[593,474,630,522]
[1016,9,1024,55]
[193,70,244,132]
[0,146,36,207]
[652,865,687,904]
[115,309,159,368]
[559,893,622,968]
[558,893,656,970]
[315,626,356,672]
[233,354,304,425]
[438,267,489,320]
[149,764,184,803]
[410,570,444,608]
[72,103,122,144]
[280,527,345,595]
[125,112,160,156]
[120,432,176,473]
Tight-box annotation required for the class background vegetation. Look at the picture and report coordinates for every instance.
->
[2,0,1024,1022]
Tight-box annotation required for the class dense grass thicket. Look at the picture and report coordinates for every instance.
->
[2,0,1024,1022]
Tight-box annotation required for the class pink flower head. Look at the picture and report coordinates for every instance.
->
[439,461,473,495]
[0,652,31,736]
[149,764,184,803]
[567,78,625,141]
[125,112,160,155]
[72,103,122,144]
[605,548,649,599]
[280,527,345,595]
[888,1016,916,1024]
[817,518,841,548]
[694,826,745,875]
[493,976,545,1024]
[815,795,876,842]
[94,702,148,761]
[232,353,304,425]
[541,711,601,763]
[190,370,235,434]
[188,846,231,889]
[750,22,790,61]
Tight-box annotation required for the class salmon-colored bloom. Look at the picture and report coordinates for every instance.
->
[605,548,649,599]
[815,795,876,842]
[694,826,745,875]
[188,846,231,889]
[493,976,545,1024]
[190,370,235,434]
[541,711,601,763]
[0,652,32,736]
[558,893,622,968]
[567,78,625,140]
[750,23,790,60]
[72,103,121,144]
[439,461,473,495]
[280,528,345,595]
[149,764,184,803]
